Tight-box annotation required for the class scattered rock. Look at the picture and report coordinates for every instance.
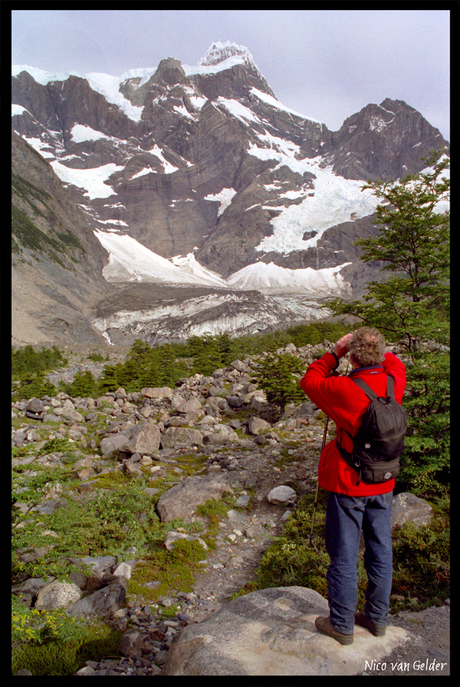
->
[247,416,271,435]
[11,345,450,677]
[25,397,45,421]
[67,555,117,591]
[141,387,173,400]
[119,630,144,658]
[161,426,203,449]
[67,582,126,617]
[121,420,162,455]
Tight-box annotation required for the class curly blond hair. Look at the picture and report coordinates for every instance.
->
[349,327,386,367]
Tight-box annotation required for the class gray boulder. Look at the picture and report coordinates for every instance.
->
[227,395,246,409]
[163,586,412,676]
[203,424,239,444]
[267,485,297,506]
[161,426,204,449]
[67,555,117,591]
[100,432,129,457]
[157,474,233,523]
[141,386,173,399]
[25,397,45,420]
[173,397,203,417]
[119,630,144,658]
[67,582,126,617]
[122,420,161,455]
[247,416,271,435]
[391,492,433,529]
[34,579,83,610]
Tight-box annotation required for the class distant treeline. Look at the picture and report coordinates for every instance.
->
[11,321,348,401]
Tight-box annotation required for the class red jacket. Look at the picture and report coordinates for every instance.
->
[300,351,406,496]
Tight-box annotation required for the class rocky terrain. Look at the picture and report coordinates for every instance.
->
[12,343,450,676]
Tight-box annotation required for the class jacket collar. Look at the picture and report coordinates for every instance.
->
[349,365,384,377]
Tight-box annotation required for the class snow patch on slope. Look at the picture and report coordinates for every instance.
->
[95,231,228,287]
[216,97,261,125]
[204,188,237,216]
[12,64,144,122]
[245,153,379,252]
[227,261,352,296]
[170,254,228,287]
[70,124,109,143]
[250,87,320,124]
[50,161,122,200]
[94,230,351,296]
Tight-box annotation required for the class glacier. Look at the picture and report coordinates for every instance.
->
[94,229,351,297]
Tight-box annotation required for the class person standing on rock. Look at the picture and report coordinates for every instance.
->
[300,327,406,645]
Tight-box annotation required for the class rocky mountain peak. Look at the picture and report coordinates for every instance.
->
[199,41,257,69]
[191,41,275,101]
[152,57,188,87]
[324,98,446,181]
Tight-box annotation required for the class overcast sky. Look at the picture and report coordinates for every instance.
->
[11,8,451,140]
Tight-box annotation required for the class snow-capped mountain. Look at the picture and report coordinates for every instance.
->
[12,42,449,346]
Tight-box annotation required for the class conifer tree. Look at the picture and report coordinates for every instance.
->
[329,149,449,353]
[253,352,305,414]
[328,149,450,497]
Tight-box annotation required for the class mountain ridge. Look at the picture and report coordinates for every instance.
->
[11,42,449,347]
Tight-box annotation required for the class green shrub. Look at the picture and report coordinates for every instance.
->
[398,351,450,499]
[11,477,163,582]
[12,606,122,676]
[249,490,450,613]
[391,497,450,608]
[253,491,330,594]
[12,372,57,401]
[12,344,67,377]
[59,370,98,397]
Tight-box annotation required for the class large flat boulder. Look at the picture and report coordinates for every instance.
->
[163,586,412,675]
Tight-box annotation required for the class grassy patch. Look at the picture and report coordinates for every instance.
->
[196,494,235,537]
[127,538,207,604]
[12,476,167,582]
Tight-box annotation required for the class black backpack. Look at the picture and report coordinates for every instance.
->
[336,374,406,484]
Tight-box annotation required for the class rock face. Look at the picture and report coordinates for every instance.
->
[163,586,411,676]
[12,133,112,347]
[11,42,449,346]
[327,99,445,181]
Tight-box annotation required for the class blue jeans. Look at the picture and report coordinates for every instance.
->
[325,491,393,634]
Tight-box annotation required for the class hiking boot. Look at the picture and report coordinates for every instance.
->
[315,616,354,645]
[354,610,386,636]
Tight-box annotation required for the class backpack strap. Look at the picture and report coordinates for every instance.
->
[386,374,395,399]
[336,374,393,485]
[351,374,395,400]
[351,377,380,400]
